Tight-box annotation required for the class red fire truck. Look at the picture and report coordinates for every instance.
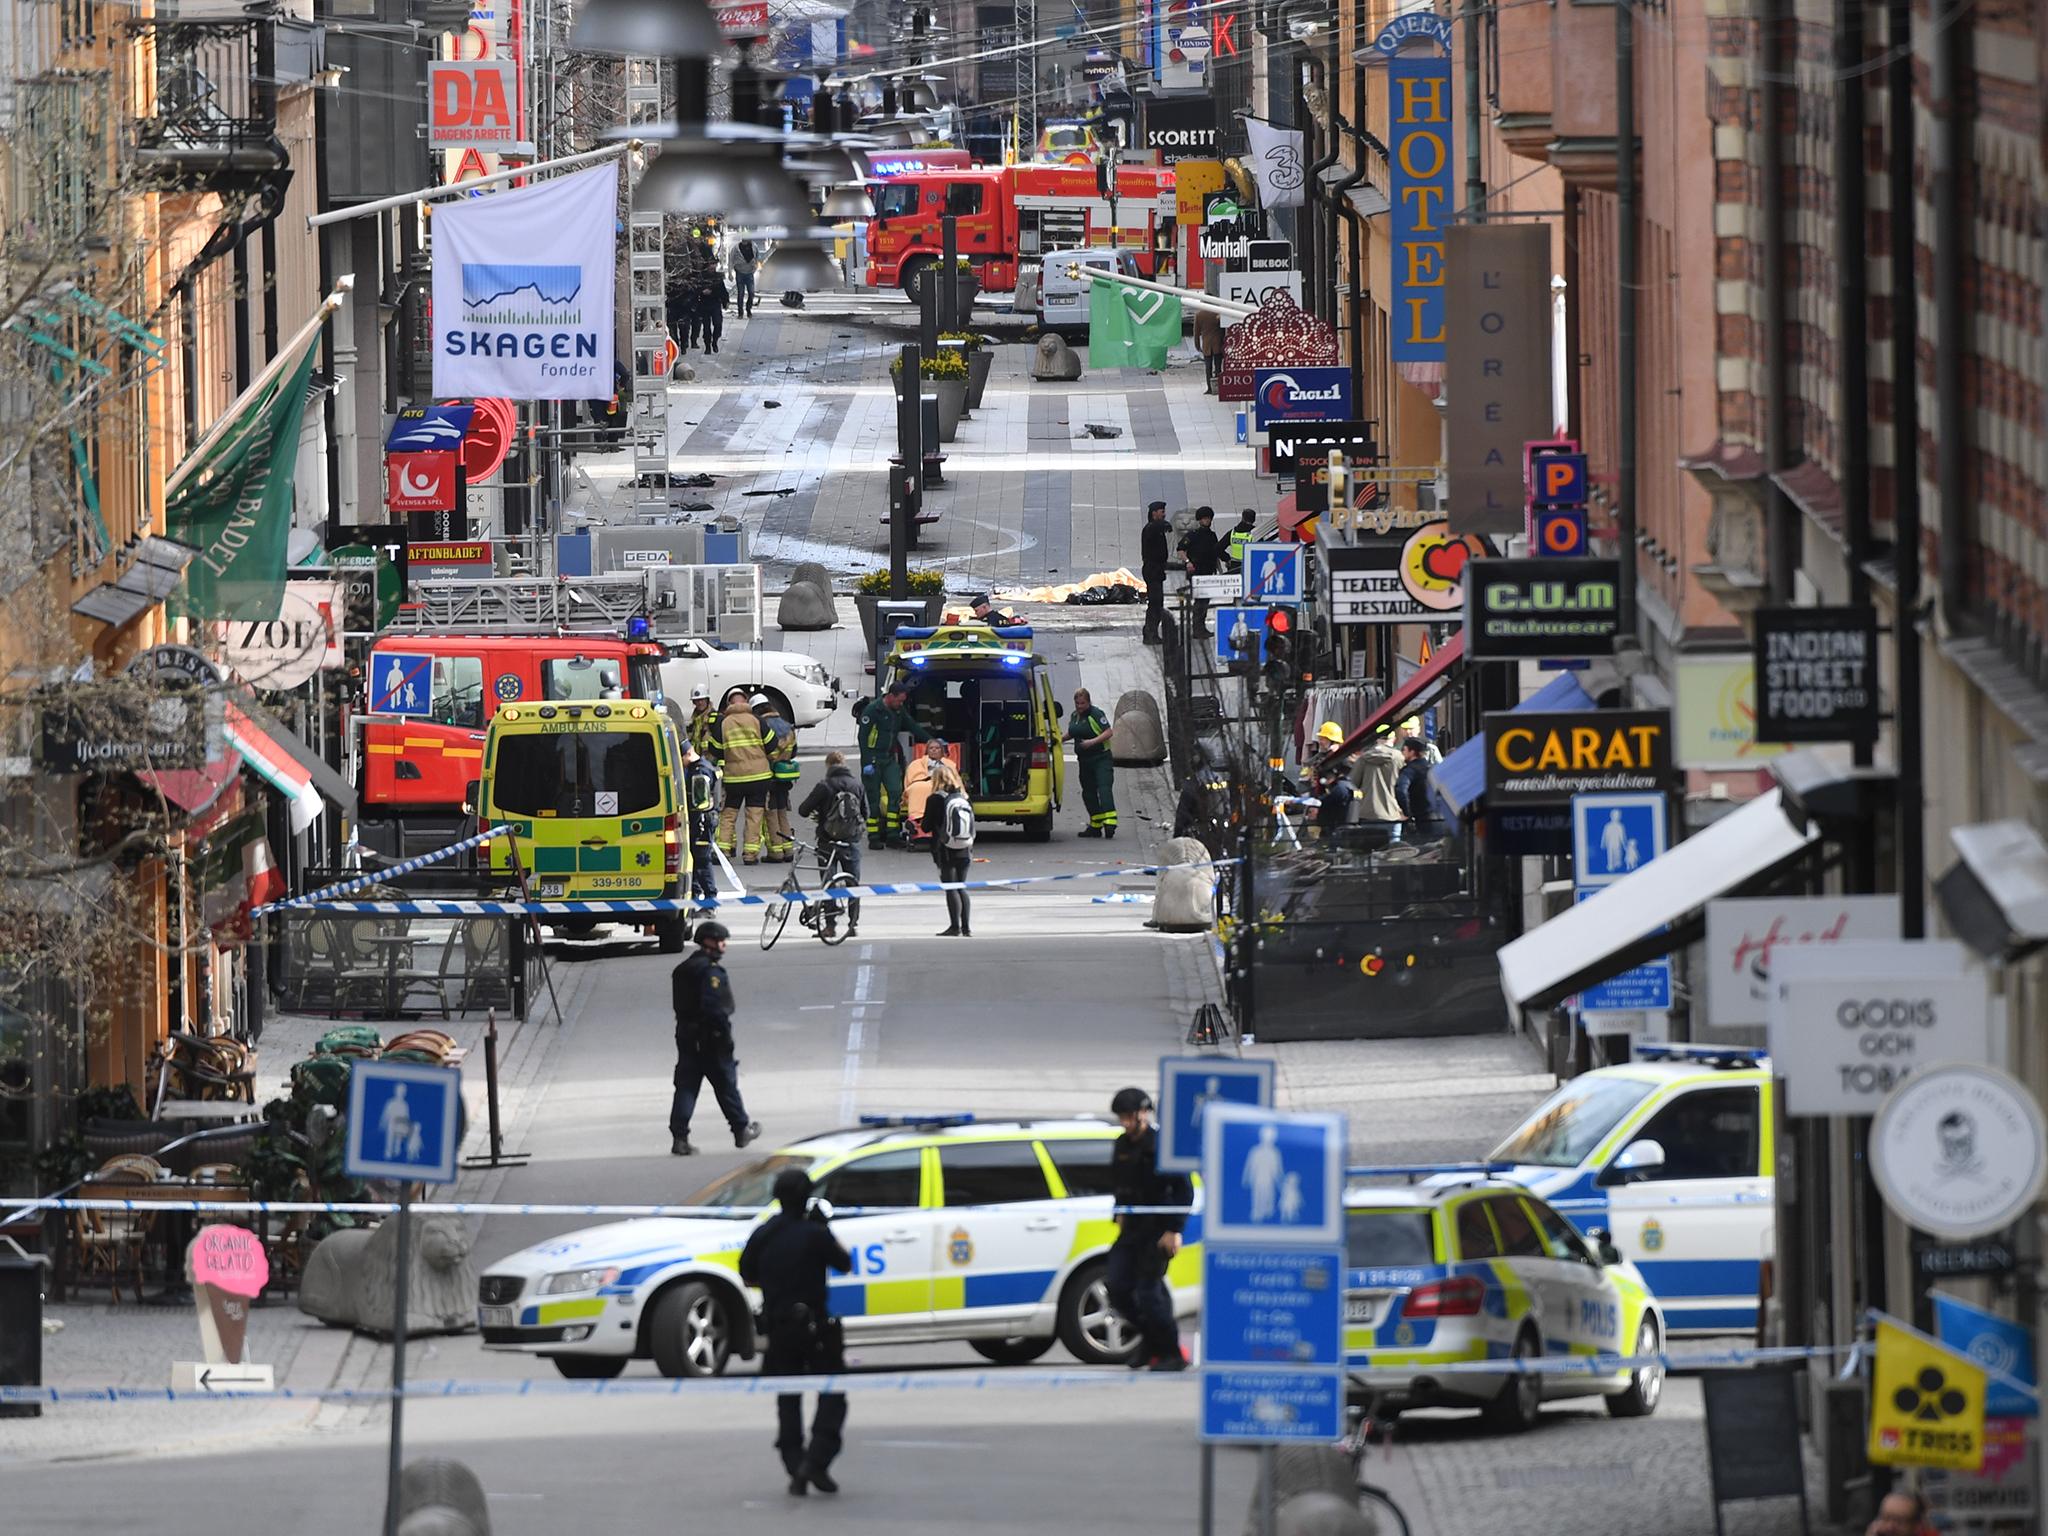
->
[865,162,1178,297]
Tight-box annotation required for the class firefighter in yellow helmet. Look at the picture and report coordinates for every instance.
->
[715,690,773,863]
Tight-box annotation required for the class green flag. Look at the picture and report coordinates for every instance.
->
[1088,284,1183,371]
[168,339,321,620]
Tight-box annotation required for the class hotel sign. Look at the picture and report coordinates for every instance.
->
[1382,16,1453,363]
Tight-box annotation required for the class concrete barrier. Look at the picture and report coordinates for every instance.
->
[1111,706,1168,766]
[397,1457,491,1536]
[791,561,833,594]
[1242,1447,1376,1536]
[1032,334,1082,382]
[1150,834,1215,932]
[776,580,836,631]
[1113,688,1162,725]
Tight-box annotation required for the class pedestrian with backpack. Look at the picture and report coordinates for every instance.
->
[928,760,975,937]
[798,751,869,938]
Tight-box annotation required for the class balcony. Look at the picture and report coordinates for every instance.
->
[131,15,288,194]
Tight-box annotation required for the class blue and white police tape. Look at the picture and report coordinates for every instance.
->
[0,1197,1205,1219]
[254,825,511,917]
[261,857,1242,916]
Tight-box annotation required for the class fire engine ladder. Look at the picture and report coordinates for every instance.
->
[625,56,674,526]
[388,574,657,634]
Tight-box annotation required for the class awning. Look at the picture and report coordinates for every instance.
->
[1430,670,1597,818]
[1333,632,1465,757]
[222,698,356,833]
[1497,788,1818,1011]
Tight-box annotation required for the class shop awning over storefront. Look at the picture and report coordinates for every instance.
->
[1332,632,1466,758]
[1429,671,1598,819]
[1496,788,1817,1011]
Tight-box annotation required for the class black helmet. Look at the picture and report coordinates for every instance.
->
[693,921,730,945]
[1110,1086,1153,1115]
[772,1168,814,1211]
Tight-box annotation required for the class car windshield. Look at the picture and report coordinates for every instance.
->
[873,183,919,219]
[490,730,661,818]
[1489,1075,1659,1168]
[1345,1210,1436,1269]
[682,1154,818,1212]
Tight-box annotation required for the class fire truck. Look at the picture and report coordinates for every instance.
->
[864,161,1177,298]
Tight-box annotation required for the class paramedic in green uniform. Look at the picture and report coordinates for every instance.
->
[857,683,927,848]
[1068,688,1117,839]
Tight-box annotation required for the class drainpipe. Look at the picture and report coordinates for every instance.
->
[1331,122,1368,413]
[1760,0,1796,603]
[1887,0,1922,938]
[1463,0,1483,218]
[1615,0,1639,629]
[1320,25,1343,323]
[1834,0,1870,771]
[1932,0,1969,627]
[1302,57,1342,321]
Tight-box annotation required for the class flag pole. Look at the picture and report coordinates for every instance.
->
[1072,265,1257,320]
[306,141,638,229]
[164,276,354,498]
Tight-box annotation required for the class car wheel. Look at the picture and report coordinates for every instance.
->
[1606,1315,1664,1418]
[900,257,935,300]
[970,1336,1057,1366]
[1024,811,1054,843]
[549,1354,627,1380]
[656,914,686,954]
[755,687,792,723]
[1056,1260,1142,1366]
[1481,1326,1543,1432]
[649,1281,732,1378]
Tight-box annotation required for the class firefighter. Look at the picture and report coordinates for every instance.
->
[755,692,800,863]
[686,685,723,767]
[1067,688,1117,839]
[856,683,927,849]
[714,690,772,863]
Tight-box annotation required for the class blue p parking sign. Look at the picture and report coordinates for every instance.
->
[345,1061,461,1184]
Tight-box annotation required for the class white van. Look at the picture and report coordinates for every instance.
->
[1036,248,1144,337]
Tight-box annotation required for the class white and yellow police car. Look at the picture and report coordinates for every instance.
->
[476,1115,1203,1378]
[1480,1044,1774,1334]
[1344,1173,1666,1430]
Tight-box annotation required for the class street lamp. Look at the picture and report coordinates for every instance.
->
[568,0,723,57]
[633,134,814,223]
[760,241,845,291]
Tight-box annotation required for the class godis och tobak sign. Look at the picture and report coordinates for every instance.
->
[1375,14,1452,364]
[1482,710,1675,808]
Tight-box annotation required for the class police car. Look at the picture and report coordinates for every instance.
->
[1480,1044,1774,1334]
[476,1116,1202,1378]
[1344,1174,1666,1429]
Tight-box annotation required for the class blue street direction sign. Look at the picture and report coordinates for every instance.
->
[1202,1247,1344,1366]
[1572,791,1666,886]
[1571,885,1673,1012]
[1215,606,1270,667]
[1159,1056,1275,1173]
[372,651,433,717]
[1203,1105,1346,1248]
[1241,543,1303,604]
[346,1060,461,1183]
[1200,1367,1347,1443]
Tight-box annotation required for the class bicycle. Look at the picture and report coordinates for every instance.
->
[759,839,857,951]
[1341,1399,1413,1536]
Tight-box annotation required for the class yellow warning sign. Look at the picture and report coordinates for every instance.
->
[1868,1316,1987,1472]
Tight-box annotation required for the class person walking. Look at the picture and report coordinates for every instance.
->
[928,759,974,937]
[1067,688,1117,839]
[683,742,720,910]
[798,750,869,938]
[1395,736,1443,842]
[1107,1086,1190,1369]
[1350,727,1405,843]
[728,237,761,318]
[738,1168,853,1496]
[715,689,772,864]
[755,692,799,863]
[669,921,760,1155]
[702,266,729,354]
[857,682,927,848]
[1193,307,1224,393]
[1139,500,1171,645]
[1179,505,1222,637]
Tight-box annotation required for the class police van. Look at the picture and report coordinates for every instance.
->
[1344,1173,1665,1429]
[476,1115,1202,1378]
[1477,1045,1774,1333]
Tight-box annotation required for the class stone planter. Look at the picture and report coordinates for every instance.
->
[933,378,967,441]
[854,593,946,653]
[965,348,993,410]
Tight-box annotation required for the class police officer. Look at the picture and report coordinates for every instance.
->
[1068,687,1117,839]
[1139,501,1170,645]
[857,682,927,848]
[1107,1086,1191,1370]
[1225,508,1257,570]
[669,922,761,1155]
[738,1168,854,1496]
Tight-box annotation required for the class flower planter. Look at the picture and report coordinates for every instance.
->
[933,378,967,441]
[965,348,993,411]
[854,593,946,653]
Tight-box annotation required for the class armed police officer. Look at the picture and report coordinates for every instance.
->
[1107,1086,1192,1370]
[669,922,760,1156]
[739,1169,854,1496]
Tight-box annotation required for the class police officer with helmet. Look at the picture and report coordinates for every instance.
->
[1107,1086,1192,1370]
[739,1168,855,1495]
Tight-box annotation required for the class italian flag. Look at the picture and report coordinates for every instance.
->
[224,700,322,832]
[199,812,286,942]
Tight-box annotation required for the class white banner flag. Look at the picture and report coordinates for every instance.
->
[1243,118,1306,208]
[432,164,617,401]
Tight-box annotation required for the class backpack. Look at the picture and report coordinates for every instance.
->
[943,793,976,851]
[821,785,865,845]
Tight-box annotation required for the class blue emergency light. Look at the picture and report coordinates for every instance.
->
[857,1112,977,1129]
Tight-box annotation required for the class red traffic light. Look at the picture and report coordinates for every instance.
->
[1264,606,1292,635]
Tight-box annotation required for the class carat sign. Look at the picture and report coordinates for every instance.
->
[429,62,532,154]
[1251,367,1352,431]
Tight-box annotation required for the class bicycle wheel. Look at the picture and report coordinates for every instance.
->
[1358,1485,1411,1536]
[815,855,851,947]
[759,873,797,950]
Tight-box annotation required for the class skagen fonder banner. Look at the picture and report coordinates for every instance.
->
[432,163,618,400]
[1446,223,1551,536]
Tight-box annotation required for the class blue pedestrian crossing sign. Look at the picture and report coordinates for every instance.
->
[1157,1056,1274,1174]
[371,652,433,717]
[1572,791,1666,887]
[1241,543,1302,604]
[1214,606,1269,667]
[345,1060,461,1183]
[1202,1105,1346,1248]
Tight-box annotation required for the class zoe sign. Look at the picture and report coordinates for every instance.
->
[220,582,343,689]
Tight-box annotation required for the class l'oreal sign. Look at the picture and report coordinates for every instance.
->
[1252,368,1353,431]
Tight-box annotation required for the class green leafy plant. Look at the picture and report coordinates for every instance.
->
[853,569,946,596]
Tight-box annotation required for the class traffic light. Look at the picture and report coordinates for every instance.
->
[1262,606,1293,691]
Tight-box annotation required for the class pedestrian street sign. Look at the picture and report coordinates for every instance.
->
[345,1060,461,1183]
[1241,543,1302,604]
[1201,1366,1347,1443]
[1572,790,1666,887]
[1572,887,1674,1014]
[1202,1246,1343,1366]
[1202,1104,1346,1248]
[1191,574,1241,602]
[371,651,433,717]
[1158,1055,1275,1173]
[1215,606,1269,667]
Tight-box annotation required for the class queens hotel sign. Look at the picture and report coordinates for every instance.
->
[1372,16,1453,363]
